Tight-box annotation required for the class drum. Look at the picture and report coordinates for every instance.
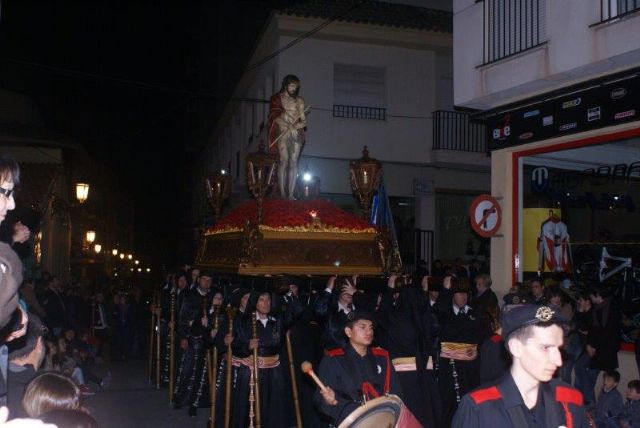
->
[338,394,422,428]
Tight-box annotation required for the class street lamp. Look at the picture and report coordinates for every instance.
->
[119,253,125,260]
[246,143,277,224]
[206,170,232,218]
[349,146,382,220]
[146,268,151,272]
[134,260,139,265]
[85,230,96,244]
[94,244,102,254]
[127,254,133,260]
[75,183,90,204]
[112,249,118,256]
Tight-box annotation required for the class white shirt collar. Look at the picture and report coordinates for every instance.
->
[453,304,471,315]
[338,301,354,313]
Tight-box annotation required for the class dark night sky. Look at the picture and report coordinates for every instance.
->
[0,1,284,268]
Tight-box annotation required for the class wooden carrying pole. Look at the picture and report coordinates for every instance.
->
[148,291,157,382]
[286,331,303,428]
[155,291,162,389]
[168,290,177,402]
[209,306,220,428]
[251,311,262,428]
[224,307,235,428]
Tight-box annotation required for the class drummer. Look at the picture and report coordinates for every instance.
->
[452,304,589,427]
[314,309,401,425]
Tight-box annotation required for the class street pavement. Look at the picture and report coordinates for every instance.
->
[83,360,209,428]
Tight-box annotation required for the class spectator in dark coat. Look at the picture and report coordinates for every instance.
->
[587,287,622,372]
[528,277,548,306]
[595,370,624,428]
[471,274,498,336]
[479,307,510,384]
[7,315,46,418]
[41,277,67,336]
[622,379,640,428]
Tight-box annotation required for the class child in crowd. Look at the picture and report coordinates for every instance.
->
[622,380,640,428]
[595,370,625,428]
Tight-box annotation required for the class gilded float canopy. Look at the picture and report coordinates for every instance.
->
[195,199,389,275]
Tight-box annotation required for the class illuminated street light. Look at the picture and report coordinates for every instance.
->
[94,244,102,254]
[137,268,142,272]
[112,249,118,256]
[119,253,125,260]
[134,260,139,265]
[127,254,133,260]
[146,268,151,272]
[303,172,312,182]
[75,183,90,204]
[85,230,96,244]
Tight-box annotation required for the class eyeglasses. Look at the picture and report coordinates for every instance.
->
[0,187,13,198]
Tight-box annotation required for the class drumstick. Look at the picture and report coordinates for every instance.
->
[301,361,328,392]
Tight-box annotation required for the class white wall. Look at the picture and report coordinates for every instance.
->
[277,35,436,165]
[454,0,640,109]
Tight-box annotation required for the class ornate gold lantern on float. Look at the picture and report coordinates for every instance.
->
[206,170,232,218]
[349,146,382,220]
[245,144,277,224]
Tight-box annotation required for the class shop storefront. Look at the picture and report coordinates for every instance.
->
[483,67,640,301]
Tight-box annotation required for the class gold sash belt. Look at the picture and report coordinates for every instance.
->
[391,356,434,372]
[232,354,280,369]
[440,342,478,361]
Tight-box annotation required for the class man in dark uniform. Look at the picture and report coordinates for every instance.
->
[226,290,302,428]
[314,310,401,426]
[453,304,589,428]
[434,276,484,426]
[377,274,441,428]
[173,270,214,416]
[314,276,358,350]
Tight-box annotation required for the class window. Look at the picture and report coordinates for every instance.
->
[333,64,386,120]
[482,0,546,64]
[600,0,640,22]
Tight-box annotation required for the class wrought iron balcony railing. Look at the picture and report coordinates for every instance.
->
[333,104,386,121]
[432,110,487,153]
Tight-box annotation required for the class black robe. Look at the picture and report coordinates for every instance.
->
[173,288,214,410]
[434,289,483,427]
[222,301,302,428]
[377,286,442,428]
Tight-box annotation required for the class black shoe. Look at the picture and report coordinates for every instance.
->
[188,407,197,417]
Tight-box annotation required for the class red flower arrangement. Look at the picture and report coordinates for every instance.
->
[207,199,376,234]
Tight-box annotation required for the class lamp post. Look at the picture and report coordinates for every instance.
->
[246,144,278,224]
[349,146,382,221]
[75,183,90,204]
[206,170,232,219]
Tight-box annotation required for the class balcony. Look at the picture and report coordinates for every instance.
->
[333,104,386,121]
[481,0,546,65]
[598,0,640,24]
[431,110,489,168]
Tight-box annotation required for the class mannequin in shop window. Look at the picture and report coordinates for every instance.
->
[537,211,571,274]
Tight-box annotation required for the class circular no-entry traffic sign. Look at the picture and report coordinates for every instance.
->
[469,195,502,238]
